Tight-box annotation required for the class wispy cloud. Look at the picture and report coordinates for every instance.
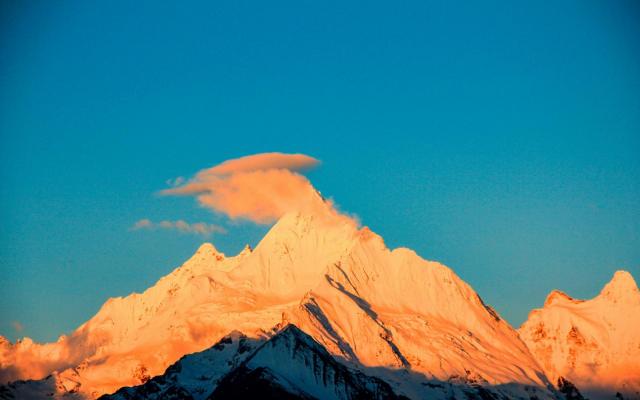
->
[161,152,327,224]
[12,321,24,333]
[165,176,185,187]
[131,219,226,236]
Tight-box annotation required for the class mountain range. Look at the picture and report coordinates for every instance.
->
[1,199,638,399]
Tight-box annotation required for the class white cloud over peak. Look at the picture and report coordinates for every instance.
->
[131,219,226,236]
[161,152,326,224]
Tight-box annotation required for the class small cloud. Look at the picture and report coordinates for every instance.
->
[12,321,23,333]
[132,219,152,230]
[131,219,226,236]
[165,176,185,187]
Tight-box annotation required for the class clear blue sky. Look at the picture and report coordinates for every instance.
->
[1,1,639,342]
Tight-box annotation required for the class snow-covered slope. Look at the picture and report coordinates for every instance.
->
[2,199,555,399]
[519,271,640,400]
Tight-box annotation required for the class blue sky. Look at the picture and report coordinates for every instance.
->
[1,1,639,342]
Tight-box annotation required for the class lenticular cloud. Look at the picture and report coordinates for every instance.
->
[203,152,319,175]
[162,152,326,224]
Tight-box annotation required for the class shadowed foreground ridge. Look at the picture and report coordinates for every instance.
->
[207,325,406,400]
[100,325,405,400]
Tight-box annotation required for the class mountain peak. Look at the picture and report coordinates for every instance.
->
[196,242,221,255]
[238,244,252,257]
[544,290,576,307]
[599,270,638,301]
[180,242,225,271]
[254,209,358,254]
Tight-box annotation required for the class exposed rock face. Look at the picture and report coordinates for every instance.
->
[556,377,585,400]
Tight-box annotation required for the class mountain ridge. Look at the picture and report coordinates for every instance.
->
[1,206,637,399]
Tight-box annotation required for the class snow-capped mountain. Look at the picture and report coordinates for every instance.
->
[519,271,640,400]
[3,195,624,399]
